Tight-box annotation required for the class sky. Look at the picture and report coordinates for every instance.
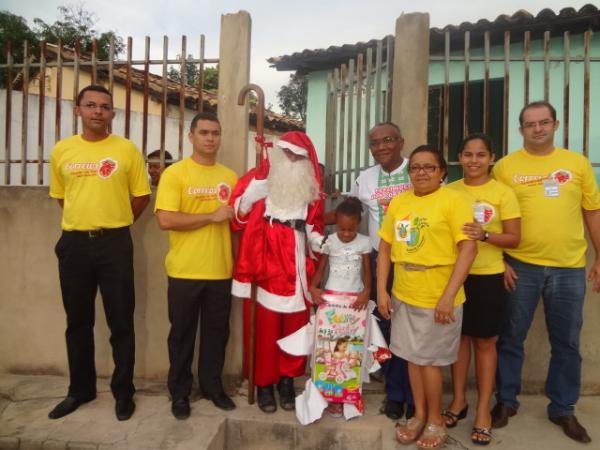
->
[2,0,593,113]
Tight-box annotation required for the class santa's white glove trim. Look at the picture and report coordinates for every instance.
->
[239,178,268,215]
[305,223,324,258]
[232,197,248,224]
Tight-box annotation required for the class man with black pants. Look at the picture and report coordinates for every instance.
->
[49,85,151,420]
[155,112,238,419]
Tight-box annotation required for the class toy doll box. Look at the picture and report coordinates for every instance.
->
[312,291,367,405]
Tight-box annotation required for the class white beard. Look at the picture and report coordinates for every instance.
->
[266,147,319,220]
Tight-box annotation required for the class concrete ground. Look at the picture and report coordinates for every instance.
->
[0,374,598,450]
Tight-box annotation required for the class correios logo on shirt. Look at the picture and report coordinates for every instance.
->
[217,182,232,203]
[65,158,118,178]
[552,169,572,185]
[98,158,118,178]
[512,169,571,186]
[187,182,232,203]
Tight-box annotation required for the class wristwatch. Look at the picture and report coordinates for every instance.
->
[481,231,489,242]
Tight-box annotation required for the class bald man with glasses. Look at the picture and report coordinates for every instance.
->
[349,122,414,420]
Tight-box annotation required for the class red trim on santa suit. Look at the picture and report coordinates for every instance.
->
[230,131,324,387]
[243,300,310,386]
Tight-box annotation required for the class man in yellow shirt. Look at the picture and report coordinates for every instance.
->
[492,101,600,444]
[155,112,238,419]
[49,85,151,421]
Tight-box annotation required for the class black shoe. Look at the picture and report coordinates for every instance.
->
[171,398,191,420]
[405,403,415,419]
[206,391,236,411]
[442,404,469,428]
[277,377,296,411]
[257,385,277,413]
[491,402,517,429]
[549,415,592,443]
[370,368,384,383]
[115,398,135,421]
[48,396,90,419]
[383,398,404,420]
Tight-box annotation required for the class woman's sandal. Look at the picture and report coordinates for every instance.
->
[416,423,448,450]
[471,427,492,446]
[441,404,468,428]
[395,417,426,444]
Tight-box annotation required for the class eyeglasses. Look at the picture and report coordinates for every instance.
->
[81,102,112,112]
[408,165,440,174]
[522,119,554,129]
[368,136,399,149]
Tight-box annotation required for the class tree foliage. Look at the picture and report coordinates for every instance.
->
[33,5,124,59]
[1,5,124,86]
[203,66,218,92]
[167,57,218,92]
[277,72,307,122]
[0,11,39,56]
[0,11,39,84]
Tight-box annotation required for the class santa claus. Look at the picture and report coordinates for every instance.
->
[230,131,324,413]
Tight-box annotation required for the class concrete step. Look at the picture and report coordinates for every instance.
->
[1,374,598,450]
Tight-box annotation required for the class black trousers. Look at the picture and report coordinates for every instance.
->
[55,227,135,401]
[167,277,232,401]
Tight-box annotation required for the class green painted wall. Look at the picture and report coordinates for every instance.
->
[306,71,329,162]
[306,67,391,191]
[429,33,600,182]
[303,33,600,185]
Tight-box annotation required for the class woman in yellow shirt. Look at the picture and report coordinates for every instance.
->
[444,133,521,445]
[378,145,477,450]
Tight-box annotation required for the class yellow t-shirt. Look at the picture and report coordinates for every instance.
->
[49,134,151,230]
[447,179,521,275]
[379,187,472,308]
[155,158,238,280]
[493,148,600,268]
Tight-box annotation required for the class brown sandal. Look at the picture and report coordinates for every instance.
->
[395,417,425,444]
[471,427,492,446]
[416,423,448,450]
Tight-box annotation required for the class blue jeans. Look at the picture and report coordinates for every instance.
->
[496,255,585,418]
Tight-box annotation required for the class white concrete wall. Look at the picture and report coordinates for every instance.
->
[1,186,599,393]
[0,89,280,186]
[0,187,234,383]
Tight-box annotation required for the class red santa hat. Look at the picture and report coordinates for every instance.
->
[274,131,322,187]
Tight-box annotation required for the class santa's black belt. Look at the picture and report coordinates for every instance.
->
[264,216,306,231]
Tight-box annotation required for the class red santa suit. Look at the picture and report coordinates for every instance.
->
[230,131,324,387]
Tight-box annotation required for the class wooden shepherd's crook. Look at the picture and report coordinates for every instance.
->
[238,84,266,167]
[237,83,266,405]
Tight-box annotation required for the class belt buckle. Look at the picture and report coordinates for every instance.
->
[404,263,427,272]
[292,220,305,232]
[87,229,102,238]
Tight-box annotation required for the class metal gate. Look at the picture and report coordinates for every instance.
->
[323,16,599,188]
[1,35,215,185]
[428,28,599,180]
[324,36,394,194]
